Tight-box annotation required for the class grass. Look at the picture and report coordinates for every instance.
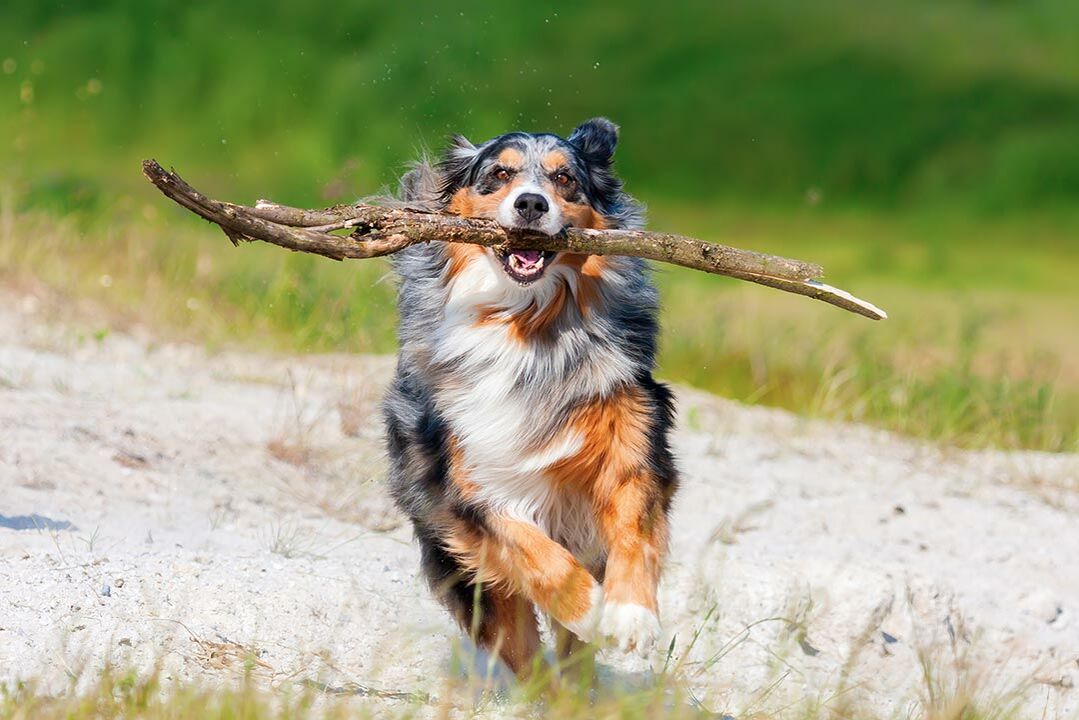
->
[2,190,1075,453]
[3,1,1079,210]
[2,1,1077,451]
[0,609,1057,720]
[651,203,1079,451]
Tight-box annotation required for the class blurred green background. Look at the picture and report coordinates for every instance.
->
[1,0,1076,450]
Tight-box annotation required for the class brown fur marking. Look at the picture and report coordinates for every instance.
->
[497,147,524,167]
[447,436,481,500]
[440,513,599,627]
[555,200,607,230]
[545,387,668,612]
[443,242,484,281]
[446,183,515,221]
[597,474,667,610]
[541,150,569,172]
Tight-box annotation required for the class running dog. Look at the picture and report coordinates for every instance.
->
[382,118,678,677]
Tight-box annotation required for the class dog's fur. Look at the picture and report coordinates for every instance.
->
[382,118,678,677]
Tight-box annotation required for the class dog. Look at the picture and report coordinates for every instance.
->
[382,118,678,678]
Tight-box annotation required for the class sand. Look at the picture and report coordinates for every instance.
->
[1,289,1076,717]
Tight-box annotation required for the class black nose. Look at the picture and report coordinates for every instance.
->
[513,193,549,223]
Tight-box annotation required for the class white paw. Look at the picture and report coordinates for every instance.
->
[559,581,604,643]
[600,602,660,657]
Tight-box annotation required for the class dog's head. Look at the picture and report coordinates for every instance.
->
[436,118,641,287]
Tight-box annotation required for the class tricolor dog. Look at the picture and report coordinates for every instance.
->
[382,118,678,677]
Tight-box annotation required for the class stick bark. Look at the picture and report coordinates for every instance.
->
[141,160,886,320]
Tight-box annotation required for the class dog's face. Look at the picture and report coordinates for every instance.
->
[438,118,632,287]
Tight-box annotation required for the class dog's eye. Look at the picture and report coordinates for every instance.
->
[553,172,574,187]
[493,168,511,182]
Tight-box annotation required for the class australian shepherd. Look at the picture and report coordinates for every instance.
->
[382,118,678,678]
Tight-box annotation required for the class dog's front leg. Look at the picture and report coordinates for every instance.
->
[595,473,669,657]
[446,513,603,643]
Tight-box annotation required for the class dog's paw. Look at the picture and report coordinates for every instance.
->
[559,581,604,643]
[599,602,660,657]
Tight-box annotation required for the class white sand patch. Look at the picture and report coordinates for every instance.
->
[0,290,1075,716]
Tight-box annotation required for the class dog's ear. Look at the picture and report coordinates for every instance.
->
[446,134,477,157]
[436,134,480,205]
[566,118,642,229]
[568,118,619,163]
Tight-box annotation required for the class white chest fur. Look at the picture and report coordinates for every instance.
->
[428,256,630,560]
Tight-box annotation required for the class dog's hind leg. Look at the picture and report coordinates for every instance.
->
[475,588,543,679]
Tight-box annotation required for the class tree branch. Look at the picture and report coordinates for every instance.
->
[141,159,886,320]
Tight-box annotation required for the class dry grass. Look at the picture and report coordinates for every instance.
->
[260,521,321,559]
[265,370,330,468]
[0,640,1056,720]
[337,381,378,439]
[2,193,1075,453]
[259,364,402,532]
[0,565,1065,718]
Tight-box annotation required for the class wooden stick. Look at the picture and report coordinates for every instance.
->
[141,160,887,320]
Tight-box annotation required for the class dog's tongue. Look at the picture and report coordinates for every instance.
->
[511,250,543,266]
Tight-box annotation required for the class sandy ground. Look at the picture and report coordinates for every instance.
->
[1,288,1077,717]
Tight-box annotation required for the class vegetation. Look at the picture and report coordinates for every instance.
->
[5,1,1079,209]
[1,3,1076,454]
[0,637,1041,720]
[4,194,1074,451]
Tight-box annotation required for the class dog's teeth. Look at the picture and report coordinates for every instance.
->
[503,251,548,282]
